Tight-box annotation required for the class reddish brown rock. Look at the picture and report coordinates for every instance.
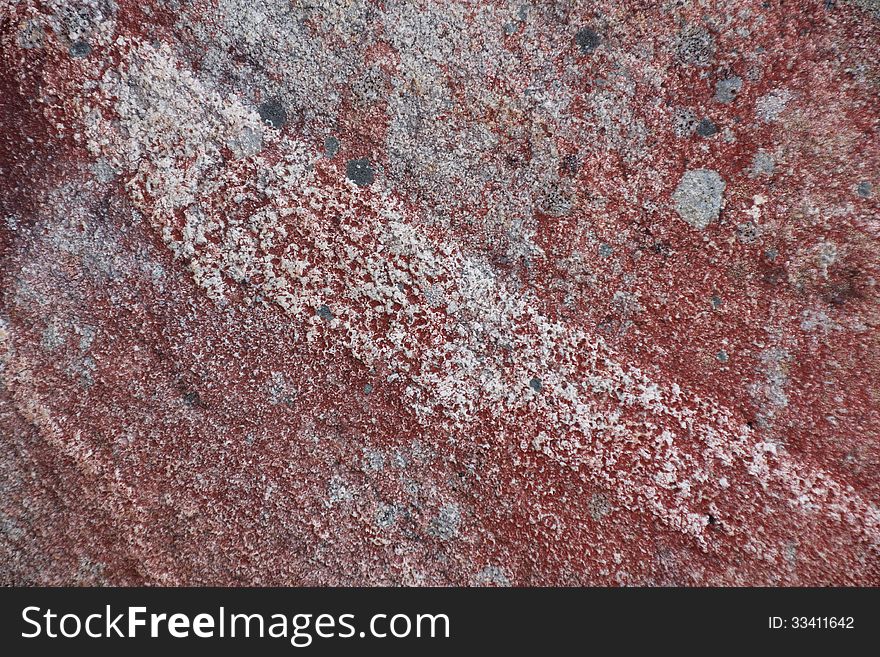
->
[1,0,878,586]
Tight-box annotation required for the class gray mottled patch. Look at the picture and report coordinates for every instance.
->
[539,183,573,217]
[428,503,461,540]
[267,371,296,405]
[599,243,613,258]
[672,169,726,229]
[226,126,262,159]
[714,76,743,103]
[716,349,729,363]
[74,557,107,586]
[17,20,45,49]
[328,476,354,505]
[849,0,880,19]
[784,542,798,565]
[351,66,389,107]
[41,318,66,351]
[346,158,375,187]
[750,151,775,177]
[529,377,542,392]
[751,348,791,425]
[75,355,96,388]
[392,450,410,470]
[474,565,511,587]
[736,221,761,244]
[92,158,120,183]
[673,107,699,137]
[77,325,95,352]
[676,26,714,67]
[857,181,872,198]
[375,503,399,529]
[801,308,838,333]
[49,0,118,42]
[755,89,791,123]
[0,512,25,542]
[588,492,612,520]
[362,448,385,473]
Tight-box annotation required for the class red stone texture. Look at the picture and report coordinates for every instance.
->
[1,0,878,585]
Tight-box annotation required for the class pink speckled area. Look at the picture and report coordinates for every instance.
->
[1,0,878,585]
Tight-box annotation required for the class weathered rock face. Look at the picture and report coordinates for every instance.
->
[673,169,726,229]
[1,0,878,586]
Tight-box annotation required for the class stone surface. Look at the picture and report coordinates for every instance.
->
[673,169,726,229]
[0,0,879,586]
[714,76,744,104]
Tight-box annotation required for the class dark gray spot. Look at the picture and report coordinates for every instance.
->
[716,349,729,363]
[363,383,373,394]
[857,181,872,198]
[258,98,287,129]
[576,27,601,54]
[529,377,542,392]
[324,135,340,159]
[599,243,613,258]
[69,40,91,58]
[346,158,375,186]
[317,304,334,321]
[696,118,718,137]
[710,295,723,310]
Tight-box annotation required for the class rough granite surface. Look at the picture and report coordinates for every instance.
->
[1,0,879,585]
